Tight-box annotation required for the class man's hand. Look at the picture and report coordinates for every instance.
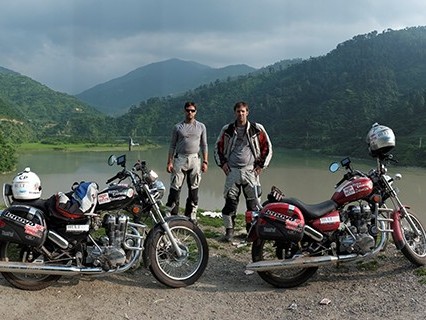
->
[201,161,208,173]
[254,166,262,176]
[166,161,173,173]
[222,163,230,175]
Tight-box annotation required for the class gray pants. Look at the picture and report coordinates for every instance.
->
[166,153,201,217]
[221,166,261,229]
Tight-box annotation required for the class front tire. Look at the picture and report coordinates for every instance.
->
[146,220,209,288]
[252,239,318,288]
[0,242,61,291]
[397,212,426,266]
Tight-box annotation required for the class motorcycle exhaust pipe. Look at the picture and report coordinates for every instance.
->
[246,253,359,271]
[0,246,141,276]
[0,260,105,275]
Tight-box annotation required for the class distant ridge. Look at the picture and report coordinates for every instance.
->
[75,58,256,115]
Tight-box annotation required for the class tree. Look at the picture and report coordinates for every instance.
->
[0,132,17,173]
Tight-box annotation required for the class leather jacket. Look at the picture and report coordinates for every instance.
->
[214,121,272,168]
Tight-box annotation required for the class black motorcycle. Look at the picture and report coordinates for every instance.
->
[0,154,209,290]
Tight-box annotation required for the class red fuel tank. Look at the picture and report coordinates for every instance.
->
[331,176,373,205]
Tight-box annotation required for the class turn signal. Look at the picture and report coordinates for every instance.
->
[131,205,142,216]
[371,194,382,203]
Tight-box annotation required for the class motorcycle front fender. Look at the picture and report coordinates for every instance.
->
[391,209,404,249]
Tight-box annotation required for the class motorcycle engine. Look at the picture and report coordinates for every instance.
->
[85,214,128,270]
[339,204,375,254]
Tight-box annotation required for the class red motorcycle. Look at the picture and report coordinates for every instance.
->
[245,124,426,288]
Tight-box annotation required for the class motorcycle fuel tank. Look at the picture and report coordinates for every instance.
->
[331,177,373,205]
[96,184,135,211]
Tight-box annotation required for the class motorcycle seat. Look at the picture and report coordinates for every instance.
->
[11,199,49,211]
[281,197,338,220]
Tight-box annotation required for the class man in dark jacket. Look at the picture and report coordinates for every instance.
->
[214,101,272,241]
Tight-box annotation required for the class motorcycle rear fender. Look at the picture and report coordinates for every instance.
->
[142,215,190,268]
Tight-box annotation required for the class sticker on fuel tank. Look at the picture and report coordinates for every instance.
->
[343,185,355,197]
[98,193,111,204]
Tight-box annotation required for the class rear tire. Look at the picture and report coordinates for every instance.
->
[398,212,426,266]
[252,239,318,288]
[0,242,61,291]
[146,220,209,288]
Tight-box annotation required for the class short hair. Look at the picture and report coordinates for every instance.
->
[184,101,197,110]
[233,101,249,111]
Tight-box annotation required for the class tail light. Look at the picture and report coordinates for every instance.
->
[245,210,259,224]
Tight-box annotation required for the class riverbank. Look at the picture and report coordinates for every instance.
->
[16,142,159,153]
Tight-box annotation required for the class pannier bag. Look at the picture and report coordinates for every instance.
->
[0,205,47,247]
[256,202,305,242]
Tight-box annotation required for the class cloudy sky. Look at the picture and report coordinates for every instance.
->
[1,0,425,94]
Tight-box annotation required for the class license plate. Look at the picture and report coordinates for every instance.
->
[66,224,90,232]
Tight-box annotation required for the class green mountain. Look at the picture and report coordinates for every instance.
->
[115,27,426,166]
[0,70,112,144]
[76,58,257,115]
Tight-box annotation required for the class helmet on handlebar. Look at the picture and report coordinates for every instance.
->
[366,123,395,158]
[11,167,42,200]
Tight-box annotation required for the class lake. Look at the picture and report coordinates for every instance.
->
[2,146,426,224]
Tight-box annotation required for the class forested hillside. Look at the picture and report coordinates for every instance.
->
[0,71,115,144]
[116,27,426,166]
[2,27,426,168]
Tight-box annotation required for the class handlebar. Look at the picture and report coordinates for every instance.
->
[106,170,128,184]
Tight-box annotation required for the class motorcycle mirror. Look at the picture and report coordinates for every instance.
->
[108,155,117,166]
[329,162,340,173]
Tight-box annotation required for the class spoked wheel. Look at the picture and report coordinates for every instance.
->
[251,239,318,288]
[398,212,426,266]
[0,242,62,291]
[146,219,209,288]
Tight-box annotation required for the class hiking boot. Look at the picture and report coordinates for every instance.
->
[224,228,234,242]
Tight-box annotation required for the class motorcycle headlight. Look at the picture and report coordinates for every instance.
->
[145,170,159,183]
[150,180,165,200]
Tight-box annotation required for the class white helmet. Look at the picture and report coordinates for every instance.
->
[366,123,396,157]
[12,167,42,200]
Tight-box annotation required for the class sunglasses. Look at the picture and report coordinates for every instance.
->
[186,109,196,113]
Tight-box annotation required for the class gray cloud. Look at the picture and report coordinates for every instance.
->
[1,0,425,94]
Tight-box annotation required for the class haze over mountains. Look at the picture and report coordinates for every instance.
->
[75,58,257,115]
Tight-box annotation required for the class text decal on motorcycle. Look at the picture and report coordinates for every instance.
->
[2,211,45,238]
[264,209,303,231]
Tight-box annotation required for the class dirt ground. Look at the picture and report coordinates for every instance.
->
[1,233,426,320]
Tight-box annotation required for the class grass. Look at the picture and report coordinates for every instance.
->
[414,267,426,284]
[356,260,379,271]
